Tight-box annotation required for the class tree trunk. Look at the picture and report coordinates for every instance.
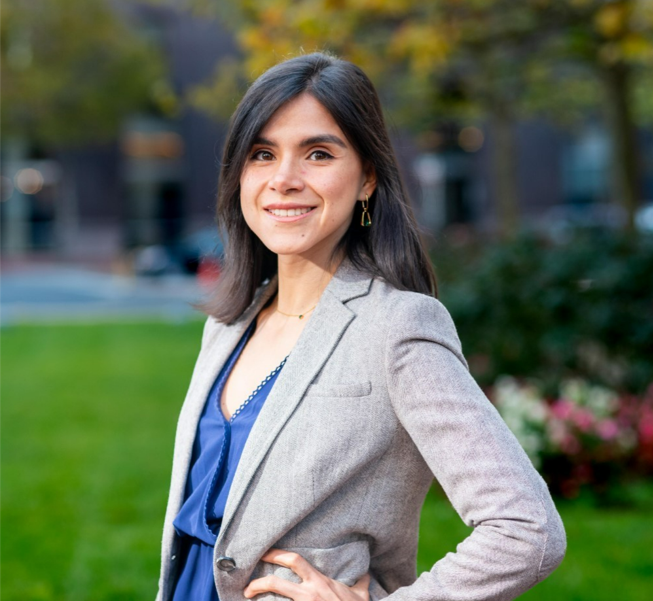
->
[490,106,520,239]
[601,61,640,233]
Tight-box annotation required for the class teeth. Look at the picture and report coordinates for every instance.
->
[268,207,313,217]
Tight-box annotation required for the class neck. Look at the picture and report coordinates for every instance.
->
[274,252,344,315]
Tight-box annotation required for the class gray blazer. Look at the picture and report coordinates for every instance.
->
[157,260,566,601]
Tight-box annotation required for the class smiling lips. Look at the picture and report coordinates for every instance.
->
[264,206,316,221]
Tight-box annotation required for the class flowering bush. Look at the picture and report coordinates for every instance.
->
[491,377,653,499]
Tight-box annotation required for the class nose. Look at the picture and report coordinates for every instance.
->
[268,158,304,195]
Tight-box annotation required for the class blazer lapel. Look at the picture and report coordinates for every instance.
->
[218,260,373,543]
[168,279,279,517]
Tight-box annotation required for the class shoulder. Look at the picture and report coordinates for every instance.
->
[200,315,222,348]
[367,278,468,369]
[367,277,456,331]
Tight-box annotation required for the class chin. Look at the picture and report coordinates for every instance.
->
[259,238,312,257]
[262,237,338,262]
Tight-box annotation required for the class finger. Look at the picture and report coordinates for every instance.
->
[244,575,305,600]
[350,573,371,600]
[327,572,370,601]
[260,549,318,582]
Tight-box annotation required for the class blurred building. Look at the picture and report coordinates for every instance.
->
[1,1,235,266]
[413,120,653,237]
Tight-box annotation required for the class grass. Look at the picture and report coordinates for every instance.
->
[2,322,652,600]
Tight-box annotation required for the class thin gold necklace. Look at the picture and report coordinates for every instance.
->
[276,304,317,320]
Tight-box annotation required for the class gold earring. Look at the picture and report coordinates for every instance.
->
[361,194,372,227]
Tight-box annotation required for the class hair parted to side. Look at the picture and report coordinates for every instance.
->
[205,52,437,323]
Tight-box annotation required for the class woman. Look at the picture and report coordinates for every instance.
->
[157,53,566,601]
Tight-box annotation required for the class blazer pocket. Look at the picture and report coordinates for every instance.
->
[304,381,372,398]
[252,541,371,588]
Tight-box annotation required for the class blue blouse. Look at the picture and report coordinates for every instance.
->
[172,320,287,601]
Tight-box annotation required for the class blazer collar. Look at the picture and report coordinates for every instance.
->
[324,257,374,303]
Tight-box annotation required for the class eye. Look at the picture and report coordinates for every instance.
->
[308,150,334,161]
[251,149,275,161]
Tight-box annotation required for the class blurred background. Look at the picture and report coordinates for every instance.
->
[2,1,652,599]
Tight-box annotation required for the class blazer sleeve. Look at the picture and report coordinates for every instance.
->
[384,294,566,601]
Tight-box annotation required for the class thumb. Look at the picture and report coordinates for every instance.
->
[351,573,371,600]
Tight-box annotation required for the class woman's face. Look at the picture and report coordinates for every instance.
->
[239,93,376,263]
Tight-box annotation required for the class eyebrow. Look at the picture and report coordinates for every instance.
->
[252,134,347,149]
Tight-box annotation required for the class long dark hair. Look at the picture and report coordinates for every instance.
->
[205,52,436,323]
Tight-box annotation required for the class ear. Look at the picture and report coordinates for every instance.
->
[360,162,377,199]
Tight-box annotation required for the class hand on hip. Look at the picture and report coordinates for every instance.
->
[244,549,370,601]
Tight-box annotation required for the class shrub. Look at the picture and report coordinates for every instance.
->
[491,377,653,499]
[435,231,653,394]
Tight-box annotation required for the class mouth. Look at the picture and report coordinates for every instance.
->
[264,206,316,221]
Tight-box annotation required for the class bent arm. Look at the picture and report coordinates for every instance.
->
[384,295,566,601]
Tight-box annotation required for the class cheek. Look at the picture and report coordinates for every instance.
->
[320,174,359,218]
[239,176,261,214]
[238,193,259,235]
[319,170,358,200]
[239,174,254,200]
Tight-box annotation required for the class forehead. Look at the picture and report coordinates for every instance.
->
[259,94,347,140]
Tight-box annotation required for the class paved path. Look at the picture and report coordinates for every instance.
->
[1,264,207,324]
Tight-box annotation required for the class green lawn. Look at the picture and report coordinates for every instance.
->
[2,322,652,600]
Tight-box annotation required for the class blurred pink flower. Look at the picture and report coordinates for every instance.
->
[493,377,653,485]
[551,400,574,420]
[547,418,568,447]
[571,408,595,432]
[597,419,619,441]
[639,413,653,443]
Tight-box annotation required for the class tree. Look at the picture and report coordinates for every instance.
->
[1,0,173,148]
[188,0,653,234]
[543,0,653,232]
[1,0,175,255]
